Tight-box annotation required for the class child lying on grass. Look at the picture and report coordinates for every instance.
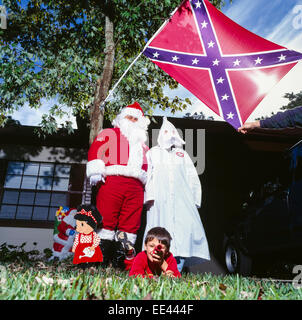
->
[129,227,181,278]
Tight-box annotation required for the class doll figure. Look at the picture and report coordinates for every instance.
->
[72,205,103,268]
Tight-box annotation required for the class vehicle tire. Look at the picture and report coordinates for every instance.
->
[225,241,252,276]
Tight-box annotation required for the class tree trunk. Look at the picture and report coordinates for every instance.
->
[89,15,115,146]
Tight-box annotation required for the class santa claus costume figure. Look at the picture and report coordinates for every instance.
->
[51,207,77,261]
[143,117,210,272]
[86,102,150,268]
[72,205,103,269]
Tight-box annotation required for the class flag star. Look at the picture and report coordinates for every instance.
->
[278,54,286,61]
[233,59,241,66]
[153,52,159,58]
[208,40,215,48]
[216,77,225,84]
[195,1,202,8]
[201,20,208,28]
[221,94,229,101]
[172,55,179,62]
[192,58,199,65]
[212,59,220,66]
[226,112,234,119]
[254,57,263,65]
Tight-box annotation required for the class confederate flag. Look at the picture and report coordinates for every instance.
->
[143,0,302,129]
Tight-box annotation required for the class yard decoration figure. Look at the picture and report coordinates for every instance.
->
[72,205,103,268]
[50,207,77,261]
[86,102,150,268]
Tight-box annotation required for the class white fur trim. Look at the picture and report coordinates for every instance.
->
[105,165,147,185]
[86,159,106,177]
[128,140,143,170]
[123,107,143,119]
[97,228,115,240]
[118,231,137,245]
[112,108,150,131]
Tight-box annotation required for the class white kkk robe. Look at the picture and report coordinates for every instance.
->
[143,145,210,262]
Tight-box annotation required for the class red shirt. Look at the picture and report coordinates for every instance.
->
[129,251,181,278]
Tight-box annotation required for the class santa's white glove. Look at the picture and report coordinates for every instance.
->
[89,174,105,186]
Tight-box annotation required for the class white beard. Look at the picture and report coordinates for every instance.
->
[119,118,148,144]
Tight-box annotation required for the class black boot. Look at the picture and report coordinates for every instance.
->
[112,240,126,270]
[112,231,136,270]
[99,239,115,268]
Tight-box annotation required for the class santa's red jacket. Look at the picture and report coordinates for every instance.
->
[87,127,149,185]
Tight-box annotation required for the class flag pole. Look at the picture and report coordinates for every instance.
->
[100,0,186,110]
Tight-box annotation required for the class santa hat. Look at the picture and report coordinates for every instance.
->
[112,101,150,130]
[123,102,145,118]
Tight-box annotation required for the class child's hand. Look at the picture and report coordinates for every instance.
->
[151,252,164,263]
[89,246,95,252]
[164,270,175,278]
[152,245,164,263]
[160,259,168,273]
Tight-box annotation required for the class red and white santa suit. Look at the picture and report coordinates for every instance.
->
[86,102,150,245]
[52,209,77,260]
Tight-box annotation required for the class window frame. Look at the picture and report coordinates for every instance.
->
[0,160,86,228]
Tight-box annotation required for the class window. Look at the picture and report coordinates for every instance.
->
[0,161,72,222]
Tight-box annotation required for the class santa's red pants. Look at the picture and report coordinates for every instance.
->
[96,175,144,240]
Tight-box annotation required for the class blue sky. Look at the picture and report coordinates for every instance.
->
[9,0,302,126]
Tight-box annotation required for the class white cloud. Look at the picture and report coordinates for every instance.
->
[12,98,77,128]
[286,32,302,52]
[265,8,302,51]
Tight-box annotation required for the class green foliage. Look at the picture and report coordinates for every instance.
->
[281,91,302,110]
[0,242,41,263]
[184,111,214,120]
[0,0,230,136]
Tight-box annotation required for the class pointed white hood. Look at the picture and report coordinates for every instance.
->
[157,117,185,149]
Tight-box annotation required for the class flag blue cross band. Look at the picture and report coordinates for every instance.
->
[144,0,302,128]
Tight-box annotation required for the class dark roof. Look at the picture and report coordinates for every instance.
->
[0,125,90,149]
[160,116,302,153]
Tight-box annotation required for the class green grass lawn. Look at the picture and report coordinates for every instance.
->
[0,259,301,300]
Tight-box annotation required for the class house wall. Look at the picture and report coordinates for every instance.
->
[0,226,53,252]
